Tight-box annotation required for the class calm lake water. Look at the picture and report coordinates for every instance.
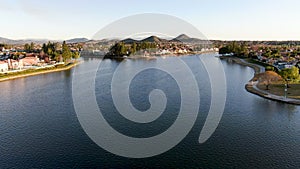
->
[0,54,299,168]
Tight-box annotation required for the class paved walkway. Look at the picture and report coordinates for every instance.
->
[249,81,300,104]
[220,56,300,104]
[246,78,300,105]
[229,58,300,105]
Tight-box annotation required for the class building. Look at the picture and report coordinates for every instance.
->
[0,61,8,72]
[276,62,294,70]
[20,57,39,66]
[7,59,21,70]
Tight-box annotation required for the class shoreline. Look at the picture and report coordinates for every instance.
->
[219,56,264,74]
[0,61,82,82]
[245,82,300,105]
[106,51,218,60]
[220,56,300,105]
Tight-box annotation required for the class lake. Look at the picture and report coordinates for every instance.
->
[0,54,299,168]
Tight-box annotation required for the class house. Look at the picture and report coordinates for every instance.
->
[20,57,39,66]
[0,61,8,72]
[158,49,170,55]
[7,59,21,70]
[276,62,293,70]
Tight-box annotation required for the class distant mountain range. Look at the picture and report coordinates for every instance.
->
[175,34,208,44]
[65,38,89,43]
[140,35,169,43]
[0,34,209,45]
[0,37,50,45]
[2,35,300,46]
[0,37,89,45]
[0,37,15,44]
[121,34,207,44]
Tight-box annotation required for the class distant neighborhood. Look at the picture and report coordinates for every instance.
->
[0,41,81,73]
[1,35,300,77]
[104,34,217,59]
[217,41,300,71]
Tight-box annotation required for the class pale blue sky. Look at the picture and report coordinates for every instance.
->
[0,0,300,40]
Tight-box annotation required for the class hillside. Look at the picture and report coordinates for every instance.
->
[121,38,138,44]
[173,34,208,44]
[140,36,168,43]
[0,37,51,44]
[0,37,15,44]
[66,38,89,43]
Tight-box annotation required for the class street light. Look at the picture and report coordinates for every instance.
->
[284,83,287,99]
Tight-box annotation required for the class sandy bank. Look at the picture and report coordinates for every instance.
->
[0,61,82,82]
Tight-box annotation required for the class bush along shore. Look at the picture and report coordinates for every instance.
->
[0,61,81,82]
[220,56,300,105]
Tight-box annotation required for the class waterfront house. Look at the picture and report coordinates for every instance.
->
[20,57,39,66]
[7,59,21,70]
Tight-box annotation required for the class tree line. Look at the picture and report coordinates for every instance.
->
[219,42,249,57]
[279,66,299,81]
[105,42,157,58]
[219,42,300,59]
[23,41,80,62]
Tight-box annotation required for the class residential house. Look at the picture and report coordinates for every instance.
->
[276,62,294,70]
[7,59,21,70]
[0,61,8,72]
[20,57,39,66]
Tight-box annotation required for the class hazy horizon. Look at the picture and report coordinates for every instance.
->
[3,34,300,42]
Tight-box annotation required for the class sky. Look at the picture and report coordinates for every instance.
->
[0,0,300,40]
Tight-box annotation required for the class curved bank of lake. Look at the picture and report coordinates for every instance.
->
[221,56,300,105]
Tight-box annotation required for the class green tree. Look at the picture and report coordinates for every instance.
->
[240,42,249,57]
[53,52,60,62]
[248,52,256,59]
[271,48,281,58]
[219,46,230,54]
[131,42,137,54]
[72,51,80,60]
[218,42,249,57]
[62,41,72,63]
[24,43,30,52]
[265,66,275,71]
[12,53,19,60]
[42,43,47,53]
[47,48,53,56]
[264,48,272,58]
[30,42,35,52]
[292,49,298,57]
[120,43,126,55]
[280,66,299,80]
[114,42,127,56]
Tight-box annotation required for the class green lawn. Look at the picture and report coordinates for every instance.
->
[0,62,78,80]
[257,83,300,99]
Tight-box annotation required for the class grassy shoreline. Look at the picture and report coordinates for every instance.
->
[0,61,82,82]
[220,56,300,105]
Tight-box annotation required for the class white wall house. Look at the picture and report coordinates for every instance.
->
[0,61,8,72]
[8,59,21,70]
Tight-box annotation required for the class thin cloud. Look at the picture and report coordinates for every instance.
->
[18,0,48,18]
[0,0,15,11]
